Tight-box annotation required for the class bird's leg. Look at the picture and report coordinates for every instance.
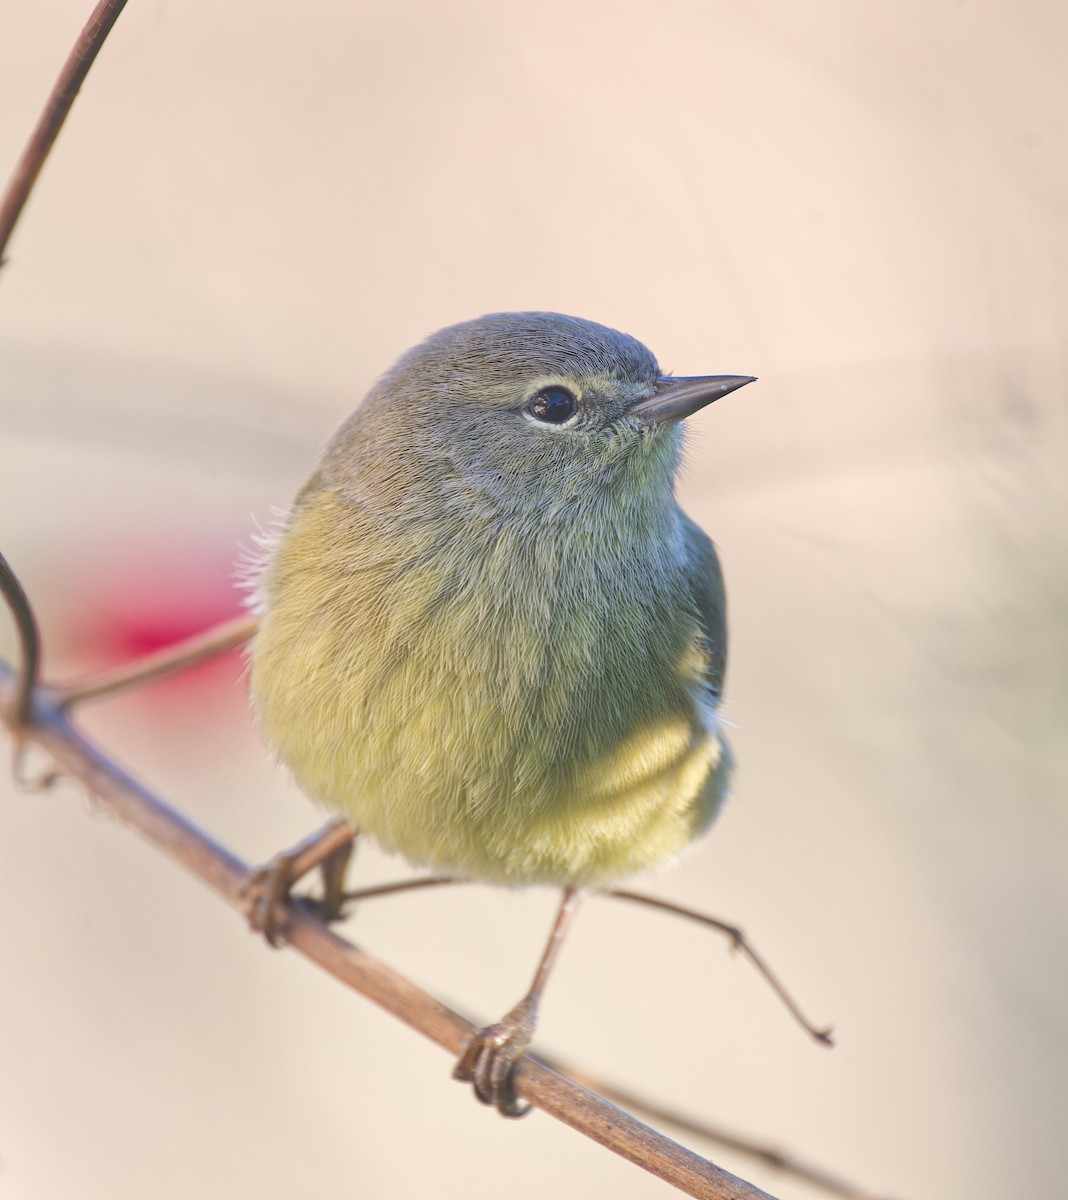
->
[454,887,582,1117]
[241,818,356,947]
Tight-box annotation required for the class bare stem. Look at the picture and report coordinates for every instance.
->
[343,877,832,1045]
[0,552,42,725]
[54,613,258,708]
[608,890,834,1046]
[343,876,464,903]
[549,1065,901,1200]
[0,0,131,270]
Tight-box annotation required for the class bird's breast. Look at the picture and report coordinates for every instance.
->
[250,487,729,884]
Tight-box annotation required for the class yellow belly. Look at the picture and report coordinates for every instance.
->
[250,489,731,886]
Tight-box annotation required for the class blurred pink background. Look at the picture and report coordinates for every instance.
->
[1,3,1065,1199]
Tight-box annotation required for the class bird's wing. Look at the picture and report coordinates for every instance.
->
[680,512,728,701]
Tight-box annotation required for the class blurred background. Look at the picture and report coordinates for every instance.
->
[1,2,1065,1198]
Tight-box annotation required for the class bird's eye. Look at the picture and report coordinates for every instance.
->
[526,385,578,425]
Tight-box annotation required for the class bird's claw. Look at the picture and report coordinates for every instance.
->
[241,852,299,947]
[453,998,538,1118]
[240,820,355,948]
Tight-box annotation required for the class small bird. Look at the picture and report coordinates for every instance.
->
[248,311,753,1114]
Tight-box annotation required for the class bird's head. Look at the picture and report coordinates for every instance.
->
[320,312,753,524]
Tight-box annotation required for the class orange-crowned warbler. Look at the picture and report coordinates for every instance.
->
[248,311,754,1114]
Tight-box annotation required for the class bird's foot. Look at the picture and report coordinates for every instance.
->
[453,997,538,1117]
[240,818,355,947]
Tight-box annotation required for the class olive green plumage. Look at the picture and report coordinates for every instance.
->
[250,312,740,886]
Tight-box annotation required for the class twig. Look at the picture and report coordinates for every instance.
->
[0,0,130,270]
[54,613,258,708]
[342,876,831,1048]
[0,552,41,724]
[549,1067,900,1200]
[344,875,465,903]
[343,881,891,1198]
[608,891,834,1046]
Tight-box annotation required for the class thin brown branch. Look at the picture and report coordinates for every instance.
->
[0,552,42,725]
[333,872,890,1196]
[345,877,832,1048]
[0,0,130,270]
[608,891,834,1046]
[549,1067,901,1200]
[272,817,354,884]
[344,875,465,903]
[0,661,775,1200]
[54,613,258,708]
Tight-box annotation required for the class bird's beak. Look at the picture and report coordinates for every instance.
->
[628,375,756,425]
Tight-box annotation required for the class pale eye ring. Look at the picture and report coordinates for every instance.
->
[526,385,578,424]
